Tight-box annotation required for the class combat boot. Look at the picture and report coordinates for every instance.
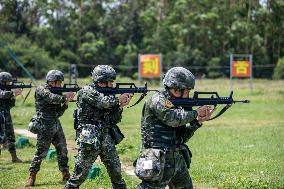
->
[25,172,37,187]
[11,152,23,163]
[62,170,70,183]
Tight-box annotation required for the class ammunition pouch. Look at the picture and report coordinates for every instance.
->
[73,109,79,130]
[28,115,42,134]
[135,148,165,181]
[110,125,124,145]
[0,111,5,144]
[78,124,102,150]
[180,144,192,169]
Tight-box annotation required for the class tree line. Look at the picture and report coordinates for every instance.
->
[0,0,283,79]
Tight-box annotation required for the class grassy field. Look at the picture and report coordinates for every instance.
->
[0,78,283,189]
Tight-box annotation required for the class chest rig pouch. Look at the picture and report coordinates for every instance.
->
[0,111,5,143]
[110,125,124,145]
[135,148,165,181]
[73,109,79,130]
[78,124,102,150]
[28,115,42,134]
[180,144,192,169]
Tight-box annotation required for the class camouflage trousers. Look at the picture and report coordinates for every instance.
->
[65,129,126,189]
[0,110,16,154]
[137,149,193,189]
[29,119,69,173]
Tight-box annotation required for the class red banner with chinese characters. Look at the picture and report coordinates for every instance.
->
[139,54,161,78]
[232,60,251,78]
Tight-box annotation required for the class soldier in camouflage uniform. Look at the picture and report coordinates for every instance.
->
[135,67,213,189]
[0,72,22,162]
[65,65,132,189]
[25,70,75,187]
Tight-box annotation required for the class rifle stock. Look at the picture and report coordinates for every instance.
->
[48,84,81,93]
[96,83,157,94]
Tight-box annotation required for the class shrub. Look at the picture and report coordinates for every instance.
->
[273,58,284,79]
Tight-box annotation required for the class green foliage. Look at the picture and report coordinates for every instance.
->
[206,57,225,78]
[273,58,284,79]
[0,34,57,78]
[58,50,79,65]
[79,39,105,64]
[219,176,271,189]
[0,0,284,78]
[0,79,283,189]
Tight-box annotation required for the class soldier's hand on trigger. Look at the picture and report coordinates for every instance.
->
[197,105,214,123]
[64,92,76,103]
[119,93,133,108]
[126,93,133,104]
[12,88,22,97]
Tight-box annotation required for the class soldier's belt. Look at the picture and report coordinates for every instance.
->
[146,146,182,153]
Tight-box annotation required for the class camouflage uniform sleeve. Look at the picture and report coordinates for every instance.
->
[0,90,14,99]
[111,105,123,124]
[181,120,202,143]
[80,87,119,109]
[36,86,66,104]
[103,105,123,125]
[57,103,68,117]
[150,93,198,127]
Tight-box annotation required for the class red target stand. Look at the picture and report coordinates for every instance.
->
[230,54,253,92]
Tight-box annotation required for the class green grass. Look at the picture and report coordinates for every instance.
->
[0,79,283,189]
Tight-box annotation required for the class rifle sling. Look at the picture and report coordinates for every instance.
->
[209,104,232,120]
[22,87,32,105]
[128,93,147,108]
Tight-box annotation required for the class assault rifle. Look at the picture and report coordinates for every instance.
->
[170,91,249,120]
[48,84,81,94]
[48,83,156,107]
[96,83,157,107]
[0,81,33,104]
[0,81,32,90]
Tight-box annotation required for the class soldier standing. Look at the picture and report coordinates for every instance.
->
[0,72,22,162]
[135,67,213,189]
[65,65,132,189]
[25,70,75,187]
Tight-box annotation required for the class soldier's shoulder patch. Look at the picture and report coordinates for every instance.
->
[165,99,174,108]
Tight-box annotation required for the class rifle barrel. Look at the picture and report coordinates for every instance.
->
[0,84,32,90]
[233,100,250,103]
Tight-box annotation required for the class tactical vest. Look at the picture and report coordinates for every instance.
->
[141,104,185,149]
[76,85,107,125]
[142,123,185,149]
[35,87,62,119]
[0,90,15,111]
[76,104,105,125]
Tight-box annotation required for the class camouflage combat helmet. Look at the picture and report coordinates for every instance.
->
[0,72,13,84]
[163,67,195,89]
[92,65,116,83]
[46,70,64,82]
